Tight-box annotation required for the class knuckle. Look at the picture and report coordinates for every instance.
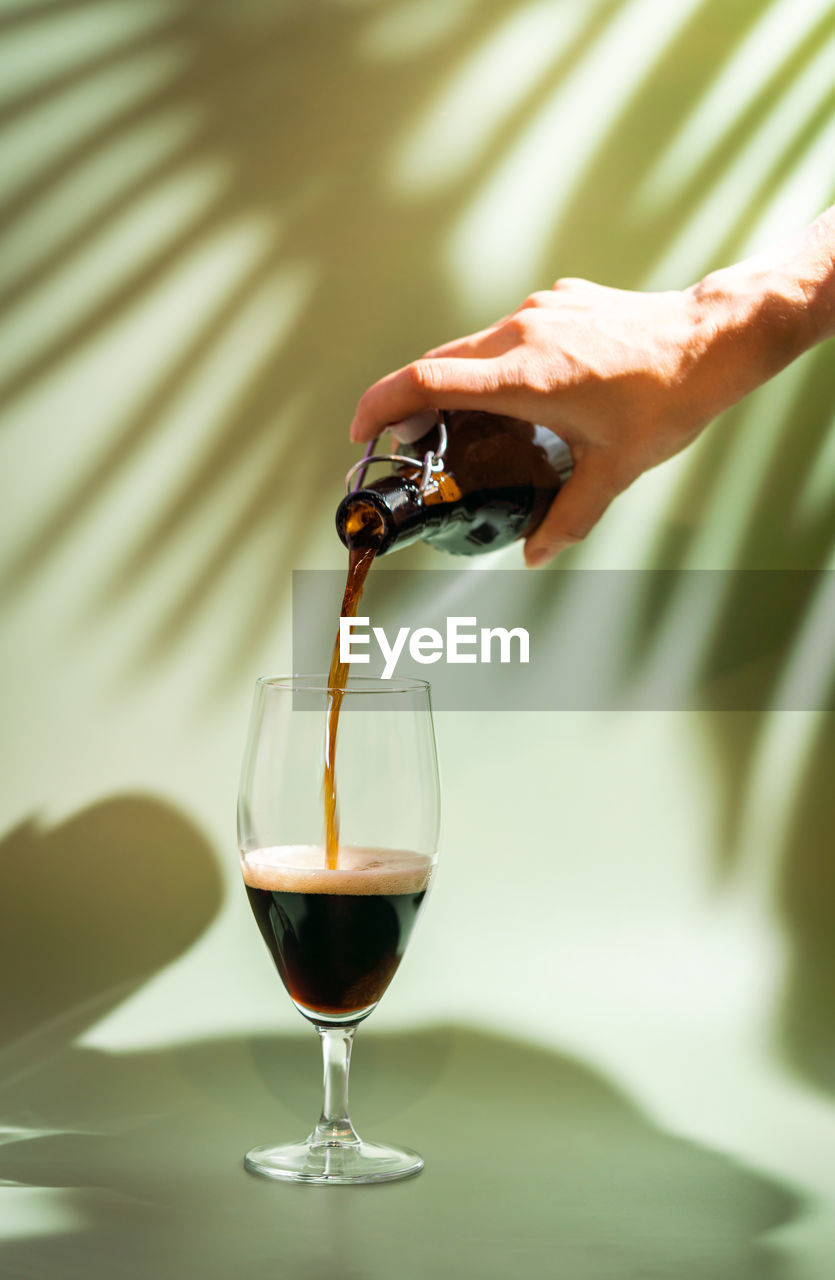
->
[405,359,440,394]
[550,275,589,293]
[557,526,587,546]
[519,290,552,310]
[505,311,537,342]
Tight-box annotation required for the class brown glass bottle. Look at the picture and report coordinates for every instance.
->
[336,411,572,556]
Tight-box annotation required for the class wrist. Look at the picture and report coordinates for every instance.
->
[681,267,797,421]
[690,208,835,371]
[684,214,834,416]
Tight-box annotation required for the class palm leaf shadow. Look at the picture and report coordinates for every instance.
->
[3,0,835,1093]
[2,0,647,681]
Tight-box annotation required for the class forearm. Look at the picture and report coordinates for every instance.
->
[798,204,835,341]
[688,207,835,412]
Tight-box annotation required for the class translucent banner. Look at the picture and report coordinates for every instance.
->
[293,569,835,711]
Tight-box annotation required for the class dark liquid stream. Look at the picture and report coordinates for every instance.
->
[324,507,383,869]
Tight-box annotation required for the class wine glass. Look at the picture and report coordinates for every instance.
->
[237,674,440,1184]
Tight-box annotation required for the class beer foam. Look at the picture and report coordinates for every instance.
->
[240,845,434,896]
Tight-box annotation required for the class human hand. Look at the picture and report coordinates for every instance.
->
[350,248,828,565]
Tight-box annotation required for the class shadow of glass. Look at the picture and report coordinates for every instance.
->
[1,2,832,1245]
[0,1025,797,1280]
[0,795,224,1062]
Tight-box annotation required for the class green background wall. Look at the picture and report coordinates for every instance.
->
[1,1,834,1276]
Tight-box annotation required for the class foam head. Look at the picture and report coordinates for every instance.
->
[240,845,433,896]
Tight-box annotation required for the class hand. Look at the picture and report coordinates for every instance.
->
[350,218,834,566]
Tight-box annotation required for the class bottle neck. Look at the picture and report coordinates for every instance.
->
[336,413,574,557]
[335,476,430,555]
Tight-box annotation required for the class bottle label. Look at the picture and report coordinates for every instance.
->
[532,425,573,482]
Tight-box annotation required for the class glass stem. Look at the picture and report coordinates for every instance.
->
[312,1024,360,1146]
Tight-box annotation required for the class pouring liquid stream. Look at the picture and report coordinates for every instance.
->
[324,503,385,870]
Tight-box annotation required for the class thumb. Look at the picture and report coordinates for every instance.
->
[524,451,623,567]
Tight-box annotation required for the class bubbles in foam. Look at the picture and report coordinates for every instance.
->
[240,845,434,896]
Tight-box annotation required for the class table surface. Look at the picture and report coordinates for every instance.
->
[0,1023,795,1280]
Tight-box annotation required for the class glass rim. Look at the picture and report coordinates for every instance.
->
[256,674,432,696]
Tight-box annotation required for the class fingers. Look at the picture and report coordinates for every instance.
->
[350,300,551,441]
[350,355,517,442]
[524,452,624,567]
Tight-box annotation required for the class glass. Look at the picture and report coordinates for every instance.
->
[237,674,440,1184]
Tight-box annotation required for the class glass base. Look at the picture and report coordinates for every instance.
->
[244,1136,424,1185]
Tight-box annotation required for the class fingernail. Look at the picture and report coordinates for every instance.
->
[525,547,550,568]
[390,411,436,444]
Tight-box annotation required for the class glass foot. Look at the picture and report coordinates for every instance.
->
[244,1136,424,1185]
